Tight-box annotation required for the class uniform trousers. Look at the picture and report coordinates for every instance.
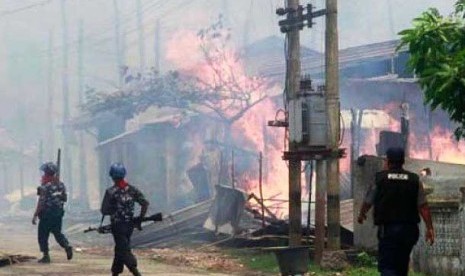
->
[111,221,138,274]
[378,223,419,276]
[38,212,70,253]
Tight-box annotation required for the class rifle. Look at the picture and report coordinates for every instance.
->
[56,148,61,181]
[84,212,163,234]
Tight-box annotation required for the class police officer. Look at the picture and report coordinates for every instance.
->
[32,162,73,263]
[101,163,149,276]
[358,147,435,276]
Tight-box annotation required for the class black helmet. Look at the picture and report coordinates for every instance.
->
[109,163,126,179]
[386,147,405,164]
[40,162,58,176]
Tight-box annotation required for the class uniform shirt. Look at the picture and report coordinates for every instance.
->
[101,184,148,223]
[364,171,427,206]
[37,181,67,217]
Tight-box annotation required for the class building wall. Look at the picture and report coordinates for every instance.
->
[353,155,465,250]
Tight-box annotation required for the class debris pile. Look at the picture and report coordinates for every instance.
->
[0,254,35,267]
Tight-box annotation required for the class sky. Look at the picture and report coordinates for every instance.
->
[0,0,458,149]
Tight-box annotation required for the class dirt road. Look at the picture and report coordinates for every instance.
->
[0,217,231,276]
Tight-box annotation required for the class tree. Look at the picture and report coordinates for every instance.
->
[398,0,465,139]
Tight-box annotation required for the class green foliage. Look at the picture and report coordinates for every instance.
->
[354,252,377,267]
[83,71,196,120]
[398,0,465,139]
[236,251,281,273]
[82,16,266,124]
[228,249,427,276]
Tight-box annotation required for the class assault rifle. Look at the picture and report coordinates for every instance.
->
[84,212,163,234]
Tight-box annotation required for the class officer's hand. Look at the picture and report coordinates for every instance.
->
[426,227,435,245]
[357,213,366,224]
[97,227,105,234]
[32,215,37,225]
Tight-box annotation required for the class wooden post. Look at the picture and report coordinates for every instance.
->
[231,149,235,189]
[315,160,326,263]
[259,152,265,228]
[286,0,302,247]
[325,0,341,250]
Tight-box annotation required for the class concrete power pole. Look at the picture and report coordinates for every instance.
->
[286,0,302,247]
[136,0,146,72]
[78,20,89,209]
[61,0,73,202]
[275,0,328,249]
[325,0,341,251]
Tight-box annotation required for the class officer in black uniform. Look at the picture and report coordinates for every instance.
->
[101,163,149,276]
[32,162,73,263]
[358,147,435,276]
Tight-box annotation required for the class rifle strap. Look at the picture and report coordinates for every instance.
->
[99,215,105,228]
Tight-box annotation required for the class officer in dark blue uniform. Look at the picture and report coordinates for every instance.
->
[32,162,73,263]
[101,163,149,276]
[358,147,435,276]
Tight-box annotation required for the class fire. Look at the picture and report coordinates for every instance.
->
[347,103,465,166]
[410,127,465,164]
[166,27,290,215]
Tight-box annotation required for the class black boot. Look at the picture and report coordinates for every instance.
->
[65,246,73,260]
[129,267,142,276]
[38,253,50,264]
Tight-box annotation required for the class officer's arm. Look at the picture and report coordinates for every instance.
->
[358,202,372,224]
[140,201,149,219]
[100,190,112,215]
[418,182,434,245]
[358,180,376,224]
[61,183,68,203]
[135,188,149,218]
[32,188,44,224]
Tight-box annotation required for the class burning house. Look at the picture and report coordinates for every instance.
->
[95,107,223,214]
[71,34,465,243]
[247,37,465,197]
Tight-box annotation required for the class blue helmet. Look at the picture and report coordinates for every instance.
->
[40,162,58,176]
[109,163,126,179]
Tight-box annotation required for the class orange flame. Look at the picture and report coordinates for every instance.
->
[166,29,290,215]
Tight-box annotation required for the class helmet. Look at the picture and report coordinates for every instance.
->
[386,147,405,164]
[40,162,58,176]
[109,163,126,179]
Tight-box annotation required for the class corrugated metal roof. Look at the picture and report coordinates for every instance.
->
[255,39,404,79]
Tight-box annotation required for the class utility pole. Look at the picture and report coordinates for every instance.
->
[136,0,146,72]
[275,0,329,248]
[286,0,302,247]
[325,0,341,251]
[47,30,55,158]
[78,19,89,209]
[113,0,123,85]
[154,19,161,72]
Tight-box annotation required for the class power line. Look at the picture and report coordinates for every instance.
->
[0,0,52,18]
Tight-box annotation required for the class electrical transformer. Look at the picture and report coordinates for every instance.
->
[288,92,328,148]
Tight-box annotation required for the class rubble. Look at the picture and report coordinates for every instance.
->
[320,250,351,271]
[0,253,36,267]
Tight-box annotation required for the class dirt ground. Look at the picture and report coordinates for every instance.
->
[0,217,235,276]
